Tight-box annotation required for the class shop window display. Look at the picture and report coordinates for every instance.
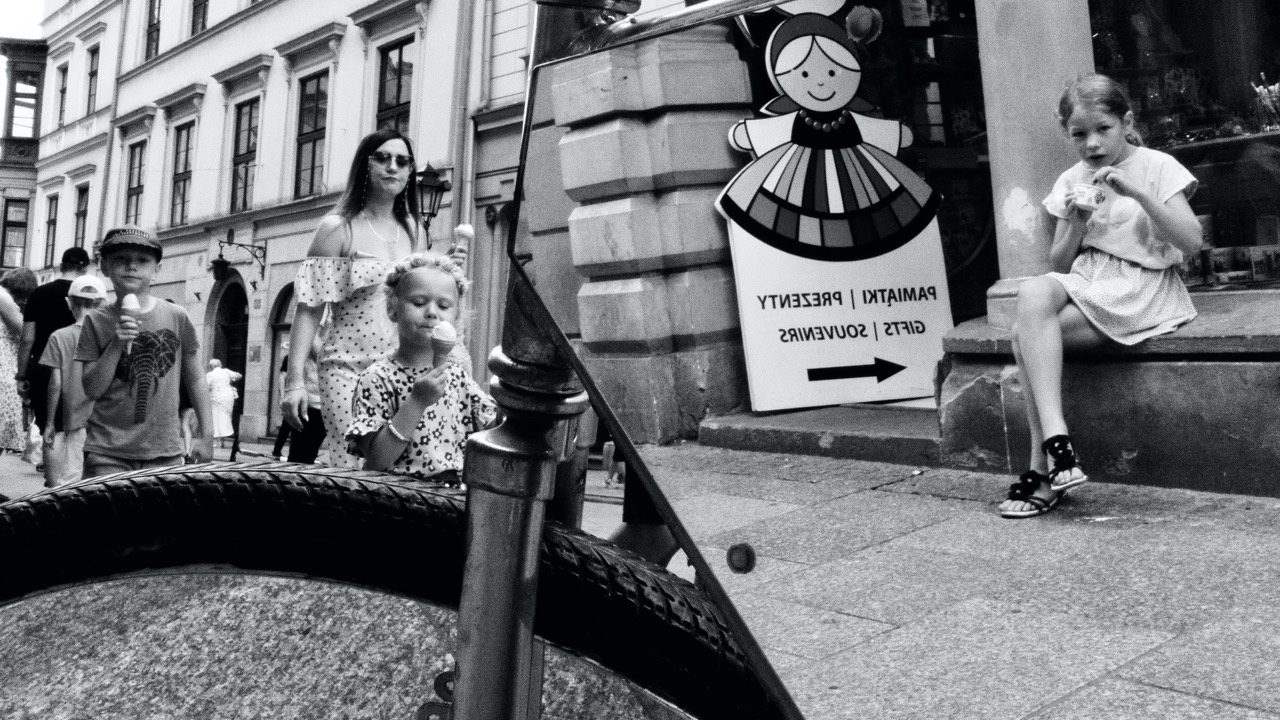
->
[1089,0,1280,288]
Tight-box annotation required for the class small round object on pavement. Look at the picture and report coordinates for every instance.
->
[726,543,757,574]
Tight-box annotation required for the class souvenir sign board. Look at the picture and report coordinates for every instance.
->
[717,9,954,411]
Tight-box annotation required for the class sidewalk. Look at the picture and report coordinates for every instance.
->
[642,443,1280,720]
[2,443,1279,718]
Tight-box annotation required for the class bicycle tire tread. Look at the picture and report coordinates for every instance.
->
[0,464,782,720]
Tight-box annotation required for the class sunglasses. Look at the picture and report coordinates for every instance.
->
[369,150,414,169]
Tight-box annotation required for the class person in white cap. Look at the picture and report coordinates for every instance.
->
[36,274,107,486]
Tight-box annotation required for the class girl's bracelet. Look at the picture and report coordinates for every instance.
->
[285,385,307,393]
[384,422,411,443]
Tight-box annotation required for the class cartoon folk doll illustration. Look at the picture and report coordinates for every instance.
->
[717,10,941,261]
[715,6,953,412]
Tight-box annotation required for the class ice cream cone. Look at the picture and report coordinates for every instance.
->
[121,293,140,355]
[431,321,457,369]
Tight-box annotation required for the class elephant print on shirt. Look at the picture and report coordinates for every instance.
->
[114,328,181,424]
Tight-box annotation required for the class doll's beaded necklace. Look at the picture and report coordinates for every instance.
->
[799,109,850,133]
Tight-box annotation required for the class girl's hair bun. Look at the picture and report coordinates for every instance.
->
[845,6,882,44]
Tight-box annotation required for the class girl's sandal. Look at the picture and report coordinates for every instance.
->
[999,470,1059,519]
[1043,434,1088,491]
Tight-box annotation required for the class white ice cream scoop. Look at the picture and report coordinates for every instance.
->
[121,293,140,355]
[431,322,457,368]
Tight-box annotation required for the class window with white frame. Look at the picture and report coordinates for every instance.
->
[74,185,89,248]
[125,142,146,225]
[230,98,259,213]
[86,47,99,113]
[2,200,29,268]
[295,71,327,198]
[44,195,58,267]
[171,122,193,226]
[376,38,414,133]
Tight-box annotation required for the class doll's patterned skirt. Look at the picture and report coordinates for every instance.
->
[719,140,940,261]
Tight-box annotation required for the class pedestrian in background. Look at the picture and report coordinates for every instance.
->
[37,275,107,486]
[0,268,37,454]
[206,358,242,449]
[999,74,1202,518]
[16,247,92,444]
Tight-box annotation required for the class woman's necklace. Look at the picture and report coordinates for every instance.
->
[362,211,401,246]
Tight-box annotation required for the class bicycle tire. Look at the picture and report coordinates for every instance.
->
[0,462,783,720]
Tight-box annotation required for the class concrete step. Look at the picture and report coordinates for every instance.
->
[698,405,941,467]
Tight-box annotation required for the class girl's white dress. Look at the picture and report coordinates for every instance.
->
[1043,147,1199,345]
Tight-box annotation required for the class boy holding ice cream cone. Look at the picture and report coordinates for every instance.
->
[347,253,495,483]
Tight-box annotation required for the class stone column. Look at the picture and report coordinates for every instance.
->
[975,0,1093,327]
[549,24,752,443]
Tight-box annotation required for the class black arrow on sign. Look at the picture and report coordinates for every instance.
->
[807,358,907,383]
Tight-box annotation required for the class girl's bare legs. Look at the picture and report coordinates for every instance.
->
[999,277,1106,514]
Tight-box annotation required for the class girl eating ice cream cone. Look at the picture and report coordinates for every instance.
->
[346,253,495,484]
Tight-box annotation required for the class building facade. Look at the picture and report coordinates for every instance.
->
[0,39,48,268]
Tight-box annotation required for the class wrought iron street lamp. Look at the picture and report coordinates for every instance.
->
[416,163,451,234]
[210,228,265,280]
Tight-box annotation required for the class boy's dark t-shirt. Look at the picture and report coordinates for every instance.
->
[75,300,198,459]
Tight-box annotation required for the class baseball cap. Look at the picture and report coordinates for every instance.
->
[60,247,91,267]
[67,275,108,300]
[99,225,162,260]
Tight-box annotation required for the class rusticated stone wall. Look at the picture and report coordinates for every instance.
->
[535,24,754,443]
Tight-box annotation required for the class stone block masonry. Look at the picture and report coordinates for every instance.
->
[546,24,754,443]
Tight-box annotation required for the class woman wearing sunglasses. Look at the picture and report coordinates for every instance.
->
[281,129,466,468]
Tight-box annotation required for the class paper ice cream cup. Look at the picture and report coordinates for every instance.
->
[1073,183,1106,211]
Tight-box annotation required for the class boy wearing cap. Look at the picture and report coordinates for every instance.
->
[38,275,107,486]
[75,226,213,477]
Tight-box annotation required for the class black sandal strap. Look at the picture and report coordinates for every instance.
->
[1042,435,1082,477]
[1006,470,1048,501]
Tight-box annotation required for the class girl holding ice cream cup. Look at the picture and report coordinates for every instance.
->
[999,74,1203,518]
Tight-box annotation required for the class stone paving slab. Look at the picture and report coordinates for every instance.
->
[729,593,892,661]
[705,489,967,565]
[754,544,1052,626]
[1117,608,1280,713]
[1027,678,1280,720]
[667,491,803,540]
[992,525,1280,633]
[781,597,1173,720]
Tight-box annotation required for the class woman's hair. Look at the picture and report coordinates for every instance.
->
[0,267,37,304]
[1058,73,1144,147]
[209,358,222,369]
[383,252,470,318]
[332,128,423,235]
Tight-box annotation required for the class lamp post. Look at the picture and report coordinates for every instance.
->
[416,163,451,237]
